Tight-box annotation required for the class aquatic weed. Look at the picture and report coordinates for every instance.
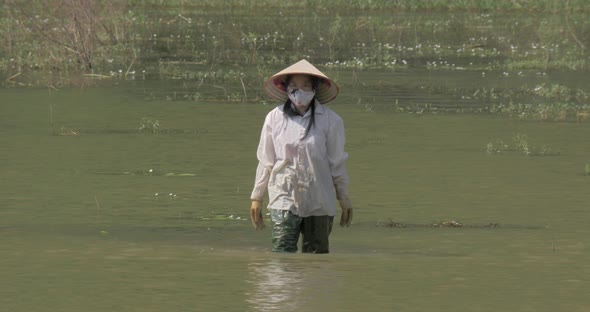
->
[2,1,588,87]
[486,133,558,156]
[139,117,160,134]
[378,219,500,229]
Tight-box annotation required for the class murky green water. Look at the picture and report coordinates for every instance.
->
[2,83,590,311]
[2,4,590,311]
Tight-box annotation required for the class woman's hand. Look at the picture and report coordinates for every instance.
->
[250,200,265,230]
[338,197,353,227]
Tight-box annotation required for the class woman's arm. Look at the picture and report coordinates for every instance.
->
[251,112,276,201]
[326,114,349,200]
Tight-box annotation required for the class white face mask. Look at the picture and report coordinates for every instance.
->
[288,89,315,108]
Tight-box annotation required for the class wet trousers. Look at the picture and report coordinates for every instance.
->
[270,209,334,254]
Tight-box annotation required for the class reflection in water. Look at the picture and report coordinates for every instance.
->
[246,256,340,312]
[246,258,304,312]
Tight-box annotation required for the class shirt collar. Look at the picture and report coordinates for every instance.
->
[314,100,325,114]
[301,100,325,117]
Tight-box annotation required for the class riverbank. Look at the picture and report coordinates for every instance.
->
[1,1,588,87]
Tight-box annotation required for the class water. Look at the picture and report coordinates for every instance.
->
[2,83,590,311]
[2,6,590,312]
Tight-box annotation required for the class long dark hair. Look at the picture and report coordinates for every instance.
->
[282,75,321,138]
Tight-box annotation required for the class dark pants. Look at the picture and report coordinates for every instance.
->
[270,209,334,254]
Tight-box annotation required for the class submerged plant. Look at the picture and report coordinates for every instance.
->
[378,219,500,228]
[59,125,79,136]
[585,163,590,176]
[139,117,160,134]
[512,133,530,155]
[486,133,558,156]
[486,139,508,154]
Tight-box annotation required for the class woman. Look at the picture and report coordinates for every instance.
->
[250,59,352,254]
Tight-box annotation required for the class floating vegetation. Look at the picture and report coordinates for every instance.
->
[482,83,590,122]
[121,169,195,177]
[385,101,590,121]
[486,133,559,156]
[94,169,196,176]
[201,214,247,221]
[154,192,177,197]
[58,125,79,136]
[488,102,590,122]
[138,117,160,134]
[377,219,500,229]
[430,220,465,228]
[384,82,590,120]
[430,83,589,106]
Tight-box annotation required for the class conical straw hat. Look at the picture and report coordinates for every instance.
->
[263,59,339,104]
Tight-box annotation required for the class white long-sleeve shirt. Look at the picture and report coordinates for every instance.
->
[251,101,349,217]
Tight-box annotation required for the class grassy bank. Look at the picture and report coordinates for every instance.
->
[0,0,588,89]
[130,0,590,12]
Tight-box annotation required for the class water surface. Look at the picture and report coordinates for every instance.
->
[2,84,590,311]
[2,5,590,312]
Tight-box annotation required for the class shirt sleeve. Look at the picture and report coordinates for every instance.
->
[250,111,276,201]
[326,113,349,200]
